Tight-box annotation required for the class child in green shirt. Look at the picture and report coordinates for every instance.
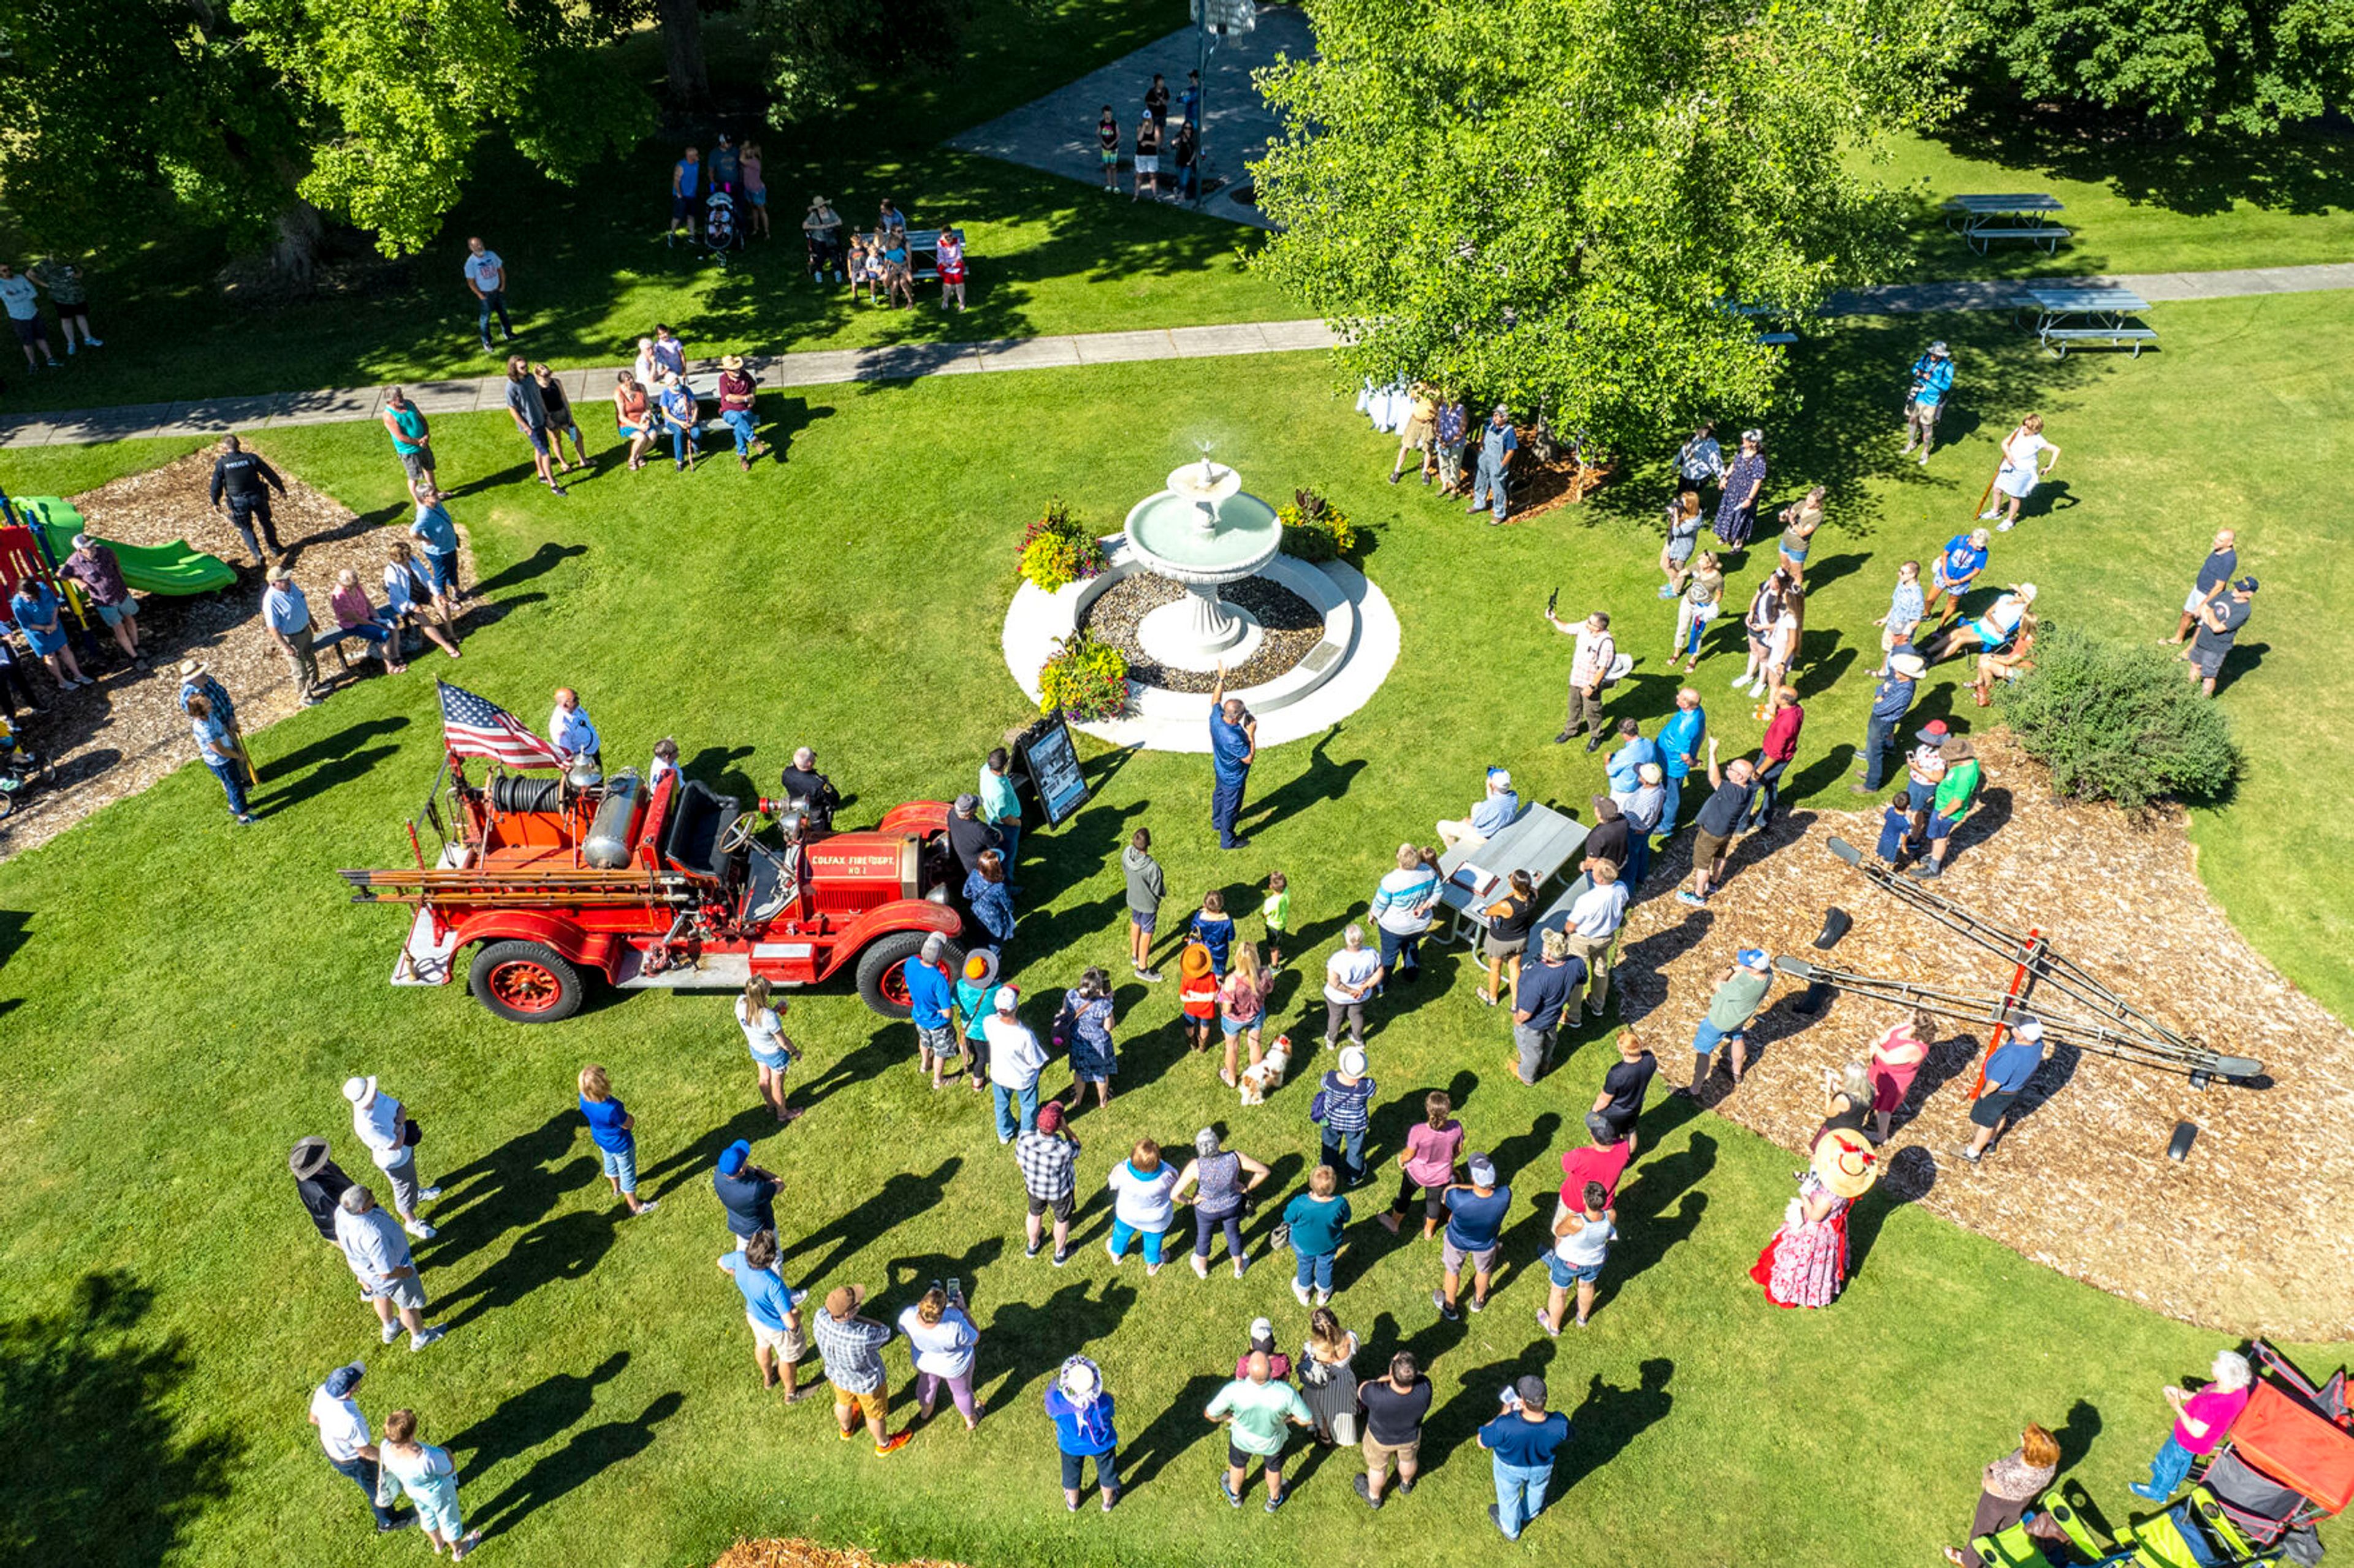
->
[1261,871,1291,970]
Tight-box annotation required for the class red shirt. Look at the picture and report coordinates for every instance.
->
[1561,1143,1634,1210]
[1760,703,1805,765]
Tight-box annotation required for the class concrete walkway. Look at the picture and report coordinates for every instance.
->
[1,261,2347,450]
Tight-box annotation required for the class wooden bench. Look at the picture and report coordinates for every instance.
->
[902,227,966,284]
[1967,224,2071,255]
[2040,325,2157,359]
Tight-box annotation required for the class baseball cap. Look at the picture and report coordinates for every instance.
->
[1514,1374,1548,1410]
[1583,1111,1620,1144]
[2237,576,2259,593]
[324,1362,365,1398]
[716,1139,750,1175]
[1737,948,1770,971]
[1491,403,1510,416]
[920,931,947,959]
[953,793,980,815]
[2012,1016,2044,1043]
[1487,767,1512,791]
[1249,1316,1275,1344]
[825,1284,862,1317]
[1035,1101,1064,1132]
[71,533,91,550]
[1637,762,1663,785]
[994,984,1020,1011]
[1468,1152,1497,1185]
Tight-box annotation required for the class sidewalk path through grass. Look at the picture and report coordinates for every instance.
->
[1,262,2347,450]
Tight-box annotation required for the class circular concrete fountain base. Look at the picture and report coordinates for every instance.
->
[1135,594,1265,672]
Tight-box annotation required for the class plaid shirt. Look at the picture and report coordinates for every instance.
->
[1015,1130,1080,1201]
[812,1308,892,1394]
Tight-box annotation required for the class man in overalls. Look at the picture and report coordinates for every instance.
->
[1468,405,1519,524]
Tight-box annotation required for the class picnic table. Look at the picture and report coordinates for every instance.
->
[1433,803,1589,945]
[2012,284,2158,359]
[1942,194,2069,255]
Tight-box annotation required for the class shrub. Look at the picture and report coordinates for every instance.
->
[1276,487,1358,563]
[1037,632,1129,721]
[1016,498,1110,593]
[1995,622,2240,810]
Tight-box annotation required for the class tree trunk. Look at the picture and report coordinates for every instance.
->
[655,0,709,105]
[271,199,323,284]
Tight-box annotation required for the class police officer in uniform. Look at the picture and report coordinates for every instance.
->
[777,746,840,831]
[208,435,288,565]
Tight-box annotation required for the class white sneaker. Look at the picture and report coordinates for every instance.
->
[1105,1238,1124,1264]
[1996,520,2014,532]
[1290,1279,1312,1306]
[410,1326,447,1351]
[404,1219,437,1240]
[1316,1290,1333,1307]
[381,1320,402,1344]
[1729,671,1750,688]
[1978,509,2002,521]
[416,1185,444,1203]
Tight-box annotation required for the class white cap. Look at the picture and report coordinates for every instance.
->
[993,985,1019,1012]
[341,1075,377,1106]
[2012,1016,2043,1043]
[1487,768,1512,792]
[1249,1317,1274,1341]
[1338,1045,1368,1076]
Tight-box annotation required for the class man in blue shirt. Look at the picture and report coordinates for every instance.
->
[1480,1374,1572,1540]
[1437,767,1519,851]
[1509,929,1585,1086]
[1208,665,1257,850]
[903,931,959,1083]
[1655,687,1705,841]
[1853,652,1923,793]
[978,748,1023,882]
[671,147,702,242]
[409,485,464,618]
[1604,719,1659,804]
[716,1229,813,1401]
[1901,340,1955,466]
[1434,1154,1510,1320]
[262,565,323,706]
[1960,1014,2051,1163]
[1467,405,1518,522]
[1925,527,1990,630]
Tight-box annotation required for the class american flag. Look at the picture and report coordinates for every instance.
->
[438,681,565,769]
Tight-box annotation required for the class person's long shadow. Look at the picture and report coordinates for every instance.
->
[1551,1359,1674,1498]
[256,715,409,783]
[775,1158,962,1284]
[1237,724,1367,840]
[1115,1371,1229,1493]
[1847,1146,1935,1277]
[796,1024,908,1115]
[468,1390,685,1541]
[471,541,588,597]
[1420,1344,1556,1482]
[424,1110,597,1254]
[432,1209,619,1332]
[979,1277,1135,1417]
[641,1104,787,1200]
[1603,1130,1718,1296]
[1237,1152,1307,1254]
[446,1351,630,1478]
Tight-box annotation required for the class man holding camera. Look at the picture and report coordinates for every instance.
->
[1901,340,1955,466]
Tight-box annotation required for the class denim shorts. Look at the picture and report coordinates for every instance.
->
[422,550,457,594]
[1925,813,1958,842]
[749,1042,790,1071]
[96,599,139,626]
[1220,1013,1254,1036]
[1547,1254,1604,1288]
[1905,779,1936,813]
[601,1144,638,1193]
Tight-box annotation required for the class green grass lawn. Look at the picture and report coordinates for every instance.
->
[1,299,2348,1567]
[1868,119,2354,281]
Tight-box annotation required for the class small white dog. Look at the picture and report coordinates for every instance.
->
[1238,1035,1292,1106]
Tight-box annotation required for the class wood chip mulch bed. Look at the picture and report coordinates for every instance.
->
[1080,571,1323,693]
[1613,728,2354,1339]
[713,1542,961,1568]
[0,446,475,861]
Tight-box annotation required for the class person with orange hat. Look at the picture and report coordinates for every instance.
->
[1750,1125,1877,1307]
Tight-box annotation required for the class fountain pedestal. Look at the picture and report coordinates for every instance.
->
[1137,584,1265,672]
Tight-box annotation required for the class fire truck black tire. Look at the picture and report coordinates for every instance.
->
[855,930,961,1020]
[469,940,586,1024]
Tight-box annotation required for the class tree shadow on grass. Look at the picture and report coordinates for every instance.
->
[468,1390,685,1541]
[1929,105,2354,223]
[0,1271,232,1568]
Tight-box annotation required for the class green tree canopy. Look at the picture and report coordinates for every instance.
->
[1250,0,1961,455]
[0,0,651,265]
[1956,0,2353,135]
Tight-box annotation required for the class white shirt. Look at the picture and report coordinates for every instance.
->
[549,703,600,761]
[2002,430,2049,471]
[735,996,784,1054]
[1107,1159,1180,1230]
[1324,946,1381,1004]
[1571,626,1615,690]
[1568,881,1629,938]
[333,1203,413,1283]
[1768,609,1799,664]
[311,1385,372,1461]
[0,275,36,319]
[650,756,679,788]
[983,1013,1046,1088]
[351,1090,407,1171]
[1553,1214,1618,1268]
[462,250,505,292]
[896,1304,978,1378]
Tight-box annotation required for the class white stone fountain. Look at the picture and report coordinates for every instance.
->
[1120,455,1284,672]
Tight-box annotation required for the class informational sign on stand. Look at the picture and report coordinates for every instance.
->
[1016,714,1092,827]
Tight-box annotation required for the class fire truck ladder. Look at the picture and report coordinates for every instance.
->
[1814,837,2261,1083]
[337,867,699,909]
[1770,956,2261,1081]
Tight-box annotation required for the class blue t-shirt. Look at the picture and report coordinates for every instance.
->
[579,1094,633,1153]
[411,503,458,556]
[1984,1040,2041,1095]
[904,957,954,1029]
[1282,1192,1351,1256]
[1211,712,1252,783]
[723,1251,793,1331]
[1189,913,1235,973]
[1513,959,1582,1030]
[1480,1409,1570,1468]
[1658,708,1705,778]
[1910,356,1954,407]
[1443,1186,1512,1251]
[1606,736,1659,794]
[1940,536,1989,585]
[675,158,700,197]
[1045,1386,1118,1455]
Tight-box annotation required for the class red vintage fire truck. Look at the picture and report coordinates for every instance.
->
[341,756,967,1024]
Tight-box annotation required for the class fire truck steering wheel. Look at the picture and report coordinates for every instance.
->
[717,811,761,856]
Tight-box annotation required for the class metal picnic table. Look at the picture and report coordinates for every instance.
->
[1941,193,2068,254]
[2011,284,2159,358]
[1433,803,1589,945]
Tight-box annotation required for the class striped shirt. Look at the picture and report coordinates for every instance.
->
[811,1309,892,1394]
[1319,1072,1376,1133]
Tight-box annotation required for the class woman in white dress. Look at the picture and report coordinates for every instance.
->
[1980,413,2059,532]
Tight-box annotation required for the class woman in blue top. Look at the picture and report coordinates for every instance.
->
[655,373,699,470]
[952,950,997,1090]
[964,849,1015,954]
[1044,1356,1121,1512]
[1055,967,1118,1111]
[577,1064,658,1217]
[185,693,256,823]
[10,580,89,688]
[1186,890,1235,975]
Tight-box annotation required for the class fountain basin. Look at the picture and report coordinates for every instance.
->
[1121,463,1284,673]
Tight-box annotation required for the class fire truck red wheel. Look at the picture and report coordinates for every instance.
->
[856,930,962,1021]
[469,940,585,1024]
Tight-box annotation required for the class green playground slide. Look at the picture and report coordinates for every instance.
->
[17,496,240,596]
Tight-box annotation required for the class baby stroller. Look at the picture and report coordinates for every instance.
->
[2193,1342,2354,1550]
[703,185,742,264]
